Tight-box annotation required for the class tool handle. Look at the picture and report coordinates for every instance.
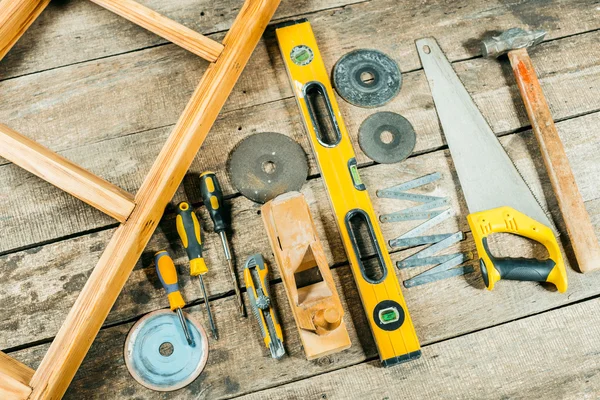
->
[467,206,567,293]
[509,49,600,273]
[155,250,185,310]
[176,201,208,276]
[199,171,227,233]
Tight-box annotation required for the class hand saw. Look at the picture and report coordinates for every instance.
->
[416,38,567,293]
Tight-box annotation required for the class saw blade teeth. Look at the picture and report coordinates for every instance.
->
[416,37,557,231]
[504,153,559,234]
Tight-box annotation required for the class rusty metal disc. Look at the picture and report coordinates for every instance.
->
[228,132,308,204]
[358,112,416,164]
[333,49,401,108]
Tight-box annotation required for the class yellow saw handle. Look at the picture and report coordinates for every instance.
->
[467,206,567,292]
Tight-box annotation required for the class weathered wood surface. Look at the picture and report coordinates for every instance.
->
[1,0,599,398]
[0,0,365,79]
[0,0,364,80]
[2,112,598,351]
[239,298,600,400]
[1,29,599,254]
[8,225,600,399]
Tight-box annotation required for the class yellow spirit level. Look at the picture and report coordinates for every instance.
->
[276,19,421,366]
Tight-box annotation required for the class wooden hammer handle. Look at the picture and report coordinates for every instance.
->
[508,48,600,273]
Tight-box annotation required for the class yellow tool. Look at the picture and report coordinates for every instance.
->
[276,19,421,366]
[154,250,194,345]
[176,201,218,339]
[416,38,567,292]
[243,254,285,359]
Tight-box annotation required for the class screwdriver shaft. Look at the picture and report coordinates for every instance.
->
[197,276,218,339]
[220,231,246,317]
[175,308,194,345]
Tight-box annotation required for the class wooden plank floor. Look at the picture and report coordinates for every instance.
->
[1,0,599,398]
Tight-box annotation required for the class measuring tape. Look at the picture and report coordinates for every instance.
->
[276,19,421,366]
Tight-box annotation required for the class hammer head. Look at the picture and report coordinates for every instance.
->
[481,28,546,58]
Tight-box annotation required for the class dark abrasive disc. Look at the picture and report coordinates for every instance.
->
[333,49,401,108]
[228,132,308,204]
[359,112,416,164]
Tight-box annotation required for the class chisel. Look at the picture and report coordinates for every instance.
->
[175,201,218,340]
[154,250,194,345]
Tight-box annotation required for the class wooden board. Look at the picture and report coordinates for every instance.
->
[1,0,600,398]
[0,29,599,254]
[2,112,598,353]
[238,298,600,400]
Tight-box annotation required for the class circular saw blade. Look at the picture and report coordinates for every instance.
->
[228,132,309,204]
[358,112,416,164]
[333,49,401,108]
[125,309,208,392]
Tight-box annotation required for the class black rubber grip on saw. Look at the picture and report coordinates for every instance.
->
[479,238,556,287]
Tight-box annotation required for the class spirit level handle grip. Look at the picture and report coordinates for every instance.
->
[176,201,208,276]
[467,206,567,293]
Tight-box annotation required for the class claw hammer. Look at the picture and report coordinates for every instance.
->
[482,28,600,273]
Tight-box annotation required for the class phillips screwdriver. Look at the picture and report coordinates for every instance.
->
[175,201,218,340]
[199,171,246,317]
[155,250,194,345]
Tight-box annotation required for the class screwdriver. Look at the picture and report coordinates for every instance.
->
[175,201,218,340]
[199,171,246,317]
[154,250,194,345]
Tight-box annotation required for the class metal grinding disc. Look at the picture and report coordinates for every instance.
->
[333,49,401,108]
[358,112,416,164]
[125,309,208,391]
[228,132,308,204]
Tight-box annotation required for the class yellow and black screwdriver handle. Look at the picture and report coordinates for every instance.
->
[199,171,227,234]
[175,201,208,277]
[155,250,186,310]
[467,206,567,293]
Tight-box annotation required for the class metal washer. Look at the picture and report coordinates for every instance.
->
[124,309,208,392]
[333,49,401,108]
[228,132,308,204]
[358,112,416,164]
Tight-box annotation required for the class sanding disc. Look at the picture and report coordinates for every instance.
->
[228,132,308,204]
[333,49,401,108]
[358,112,416,164]
[124,309,208,392]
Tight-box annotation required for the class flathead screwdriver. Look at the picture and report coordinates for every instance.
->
[155,250,194,345]
[199,171,246,317]
[176,201,218,340]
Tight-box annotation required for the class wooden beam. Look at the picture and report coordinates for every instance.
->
[0,0,50,61]
[0,124,135,223]
[0,351,33,400]
[509,49,600,273]
[89,0,224,62]
[28,0,280,398]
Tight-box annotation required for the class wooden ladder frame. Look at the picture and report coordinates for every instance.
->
[0,0,280,398]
